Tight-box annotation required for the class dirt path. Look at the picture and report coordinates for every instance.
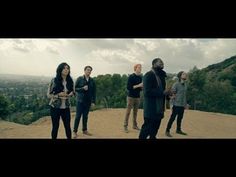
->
[1,109,236,139]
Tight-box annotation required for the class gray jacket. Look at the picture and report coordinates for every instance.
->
[172,81,187,107]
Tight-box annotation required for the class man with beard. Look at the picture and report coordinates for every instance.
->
[139,58,170,139]
[165,71,189,137]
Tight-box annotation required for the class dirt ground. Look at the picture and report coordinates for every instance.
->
[1,109,236,139]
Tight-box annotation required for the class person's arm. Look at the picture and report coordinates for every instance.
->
[170,82,177,99]
[47,78,70,100]
[75,77,86,93]
[133,82,143,89]
[67,91,74,97]
[47,79,59,99]
[127,75,143,90]
[143,72,163,97]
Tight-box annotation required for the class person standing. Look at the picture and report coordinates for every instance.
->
[165,71,189,137]
[124,64,143,133]
[47,62,74,139]
[73,66,96,138]
[139,58,170,139]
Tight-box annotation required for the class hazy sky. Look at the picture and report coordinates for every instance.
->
[0,38,236,78]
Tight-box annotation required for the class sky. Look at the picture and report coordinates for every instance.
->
[0,38,236,79]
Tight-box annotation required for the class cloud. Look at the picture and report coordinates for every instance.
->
[46,46,60,55]
[88,48,143,64]
[68,38,236,74]
[0,39,35,53]
[13,46,30,53]
[70,39,133,50]
[0,39,236,77]
[134,39,159,51]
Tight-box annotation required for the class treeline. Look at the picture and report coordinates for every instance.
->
[0,79,56,125]
[0,74,132,124]
[1,56,236,124]
[0,94,50,125]
[94,74,137,109]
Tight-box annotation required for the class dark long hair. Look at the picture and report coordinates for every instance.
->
[52,62,74,94]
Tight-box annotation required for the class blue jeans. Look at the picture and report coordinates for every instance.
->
[166,106,185,132]
[73,102,91,132]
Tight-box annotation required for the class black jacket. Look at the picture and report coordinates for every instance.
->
[143,69,166,119]
[75,76,96,104]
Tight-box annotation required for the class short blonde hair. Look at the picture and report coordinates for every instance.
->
[134,64,141,71]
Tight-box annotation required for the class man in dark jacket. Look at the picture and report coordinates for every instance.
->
[73,66,96,138]
[139,58,169,139]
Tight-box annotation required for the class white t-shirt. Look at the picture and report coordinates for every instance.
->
[60,80,68,109]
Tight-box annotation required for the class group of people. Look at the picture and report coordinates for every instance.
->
[47,58,189,139]
[124,58,189,139]
[47,63,96,139]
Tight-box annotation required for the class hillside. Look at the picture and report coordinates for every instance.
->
[186,55,236,115]
[202,55,236,84]
[1,109,236,139]
[204,55,236,72]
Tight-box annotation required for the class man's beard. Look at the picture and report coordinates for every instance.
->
[153,67,166,78]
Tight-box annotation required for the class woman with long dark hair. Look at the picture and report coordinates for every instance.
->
[47,62,74,139]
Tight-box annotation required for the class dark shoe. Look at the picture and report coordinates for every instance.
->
[165,131,172,137]
[133,126,140,130]
[176,130,187,135]
[124,126,129,133]
[83,130,92,136]
[73,132,78,139]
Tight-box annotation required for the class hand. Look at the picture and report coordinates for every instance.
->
[170,95,176,99]
[83,85,88,91]
[139,83,143,88]
[58,92,67,97]
[164,89,171,96]
[134,83,143,89]
[68,92,74,97]
[58,92,69,99]
[91,103,95,107]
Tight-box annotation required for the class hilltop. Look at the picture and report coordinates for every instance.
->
[1,109,236,139]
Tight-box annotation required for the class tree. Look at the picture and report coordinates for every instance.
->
[202,80,234,114]
[0,94,10,119]
[14,96,27,111]
[94,74,113,108]
[187,67,206,110]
